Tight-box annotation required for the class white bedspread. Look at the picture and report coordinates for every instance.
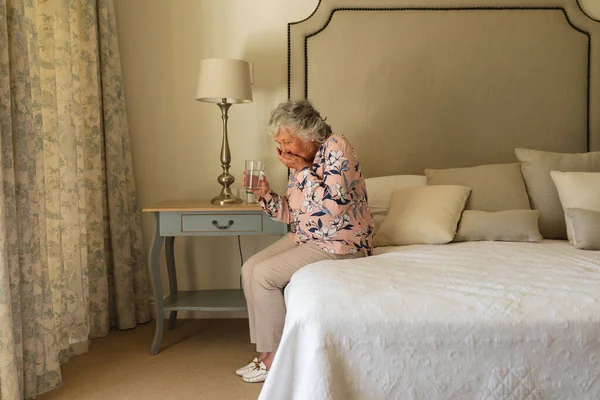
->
[259,241,600,400]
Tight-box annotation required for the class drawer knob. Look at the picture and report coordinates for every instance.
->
[212,220,234,230]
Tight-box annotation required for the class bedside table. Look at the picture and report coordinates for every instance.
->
[143,200,287,355]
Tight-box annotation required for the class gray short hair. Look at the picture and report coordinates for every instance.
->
[267,99,332,143]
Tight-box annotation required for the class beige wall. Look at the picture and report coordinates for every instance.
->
[114,0,318,317]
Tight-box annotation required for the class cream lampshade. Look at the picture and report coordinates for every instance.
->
[196,58,253,205]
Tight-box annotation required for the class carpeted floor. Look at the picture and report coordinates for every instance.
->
[38,319,262,400]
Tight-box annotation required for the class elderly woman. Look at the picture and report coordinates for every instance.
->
[237,100,374,383]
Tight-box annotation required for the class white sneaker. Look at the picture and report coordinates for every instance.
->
[242,361,269,383]
[236,357,259,376]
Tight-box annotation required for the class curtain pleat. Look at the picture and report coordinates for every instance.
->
[0,0,149,398]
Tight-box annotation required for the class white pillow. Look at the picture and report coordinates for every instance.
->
[550,171,600,244]
[376,185,471,246]
[565,208,600,250]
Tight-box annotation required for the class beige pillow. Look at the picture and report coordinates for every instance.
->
[364,175,427,243]
[376,185,471,246]
[515,148,600,239]
[366,175,427,211]
[425,163,530,212]
[565,208,600,251]
[454,210,542,242]
[549,171,600,243]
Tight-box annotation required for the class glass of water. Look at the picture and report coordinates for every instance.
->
[244,160,265,190]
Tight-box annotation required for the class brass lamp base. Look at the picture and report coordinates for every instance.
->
[211,193,243,205]
[210,100,243,206]
[211,180,242,205]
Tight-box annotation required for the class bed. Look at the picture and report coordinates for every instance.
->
[263,241,600,399]
[259,0,600,398]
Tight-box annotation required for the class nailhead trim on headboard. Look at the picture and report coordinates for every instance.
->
[289,6,592,151]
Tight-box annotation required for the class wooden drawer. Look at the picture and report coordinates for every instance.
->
[181,214,262,233]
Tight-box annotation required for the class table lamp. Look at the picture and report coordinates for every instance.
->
[196,58,253,205]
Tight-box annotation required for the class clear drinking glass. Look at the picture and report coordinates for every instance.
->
[236,187,247,202]
[244,160,265,190]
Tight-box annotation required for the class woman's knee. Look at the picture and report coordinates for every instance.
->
[241,260,255,282]
[241,252,265,282]
[242,256,257,280]
[252,261,287,290]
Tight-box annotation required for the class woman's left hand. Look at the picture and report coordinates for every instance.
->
[276,148,311,171]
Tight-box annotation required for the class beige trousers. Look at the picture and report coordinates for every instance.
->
[242,233,364,353]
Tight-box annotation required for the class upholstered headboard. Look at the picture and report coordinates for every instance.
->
[288,0,600,177]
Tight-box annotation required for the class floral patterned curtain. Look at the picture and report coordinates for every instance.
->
[0,0,149,398]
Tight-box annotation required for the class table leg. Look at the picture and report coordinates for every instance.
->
[149,212,165,355]
[165,236,178,329]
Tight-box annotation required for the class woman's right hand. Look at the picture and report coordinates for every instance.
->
[242,171,270,199]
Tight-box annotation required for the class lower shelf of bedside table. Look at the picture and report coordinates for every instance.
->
[163,289,247,312]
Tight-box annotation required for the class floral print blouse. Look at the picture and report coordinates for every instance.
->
[260,134,374,256]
